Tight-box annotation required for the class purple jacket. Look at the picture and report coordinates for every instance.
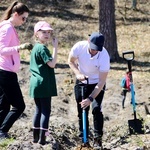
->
[0,20,20,72]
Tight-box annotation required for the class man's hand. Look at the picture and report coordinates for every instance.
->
[76,74,85,81]
[80,98,91,109]
[19,43,33,50]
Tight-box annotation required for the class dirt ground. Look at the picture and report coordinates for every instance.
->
[5,55,150,150]
[0,0,150,150]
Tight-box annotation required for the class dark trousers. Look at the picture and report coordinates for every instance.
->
[33,97,51,130]
[74,80,105,138]
[0,69,25,132]
[121,89,128,108]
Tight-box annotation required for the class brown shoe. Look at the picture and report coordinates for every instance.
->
[82,141,91,147]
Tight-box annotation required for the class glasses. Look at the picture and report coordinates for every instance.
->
[22,16,27,22]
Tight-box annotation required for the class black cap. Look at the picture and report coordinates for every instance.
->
[89,32,104,51]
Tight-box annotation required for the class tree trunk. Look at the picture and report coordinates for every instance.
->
[99,0,119,62]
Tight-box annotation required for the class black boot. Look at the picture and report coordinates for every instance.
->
[38,130,46,145]
[93,137,102,150]
[33,129,40,143]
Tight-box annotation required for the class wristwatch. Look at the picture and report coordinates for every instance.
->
[88,96,93,102]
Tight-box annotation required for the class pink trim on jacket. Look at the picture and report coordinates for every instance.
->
[0,20,20,72]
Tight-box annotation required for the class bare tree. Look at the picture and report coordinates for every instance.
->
[99,0,119,62]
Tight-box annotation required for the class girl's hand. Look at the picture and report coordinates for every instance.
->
[52,37,58,49]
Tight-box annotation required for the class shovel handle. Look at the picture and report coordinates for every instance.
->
[78,77,89,97]
[78,77,89,86]
[122,51,134,61]
[78,77,88,143]
[82,109,87,143]
[122,51,134,72]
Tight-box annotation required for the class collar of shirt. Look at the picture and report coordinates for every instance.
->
[87,48,100,60]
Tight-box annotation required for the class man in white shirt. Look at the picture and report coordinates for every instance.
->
[68,32,110,149]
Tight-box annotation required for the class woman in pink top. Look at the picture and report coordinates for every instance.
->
[0,1,31,140]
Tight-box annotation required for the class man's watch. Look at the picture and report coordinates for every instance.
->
[88,96,94,102]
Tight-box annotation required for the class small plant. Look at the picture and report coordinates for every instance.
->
[0,138,14,149]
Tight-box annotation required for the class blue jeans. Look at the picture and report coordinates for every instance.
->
[0,69,25,132]
[33,97,51,130]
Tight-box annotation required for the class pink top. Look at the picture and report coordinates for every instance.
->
[0,20,20,73]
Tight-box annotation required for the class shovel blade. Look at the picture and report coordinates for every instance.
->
[128,119,144,134]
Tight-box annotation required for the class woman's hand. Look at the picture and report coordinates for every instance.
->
[19,43,33,50]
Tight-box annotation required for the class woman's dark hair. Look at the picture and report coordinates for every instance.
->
[0,1,29,21]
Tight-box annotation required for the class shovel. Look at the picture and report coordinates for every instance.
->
[123,51,144,134]
[79,78,89,144]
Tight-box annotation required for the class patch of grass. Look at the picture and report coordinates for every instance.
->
[0,138,14,149]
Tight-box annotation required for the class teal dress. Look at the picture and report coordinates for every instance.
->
[29,43,57,98]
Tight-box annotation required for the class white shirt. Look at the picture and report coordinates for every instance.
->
[70,40,110,84]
